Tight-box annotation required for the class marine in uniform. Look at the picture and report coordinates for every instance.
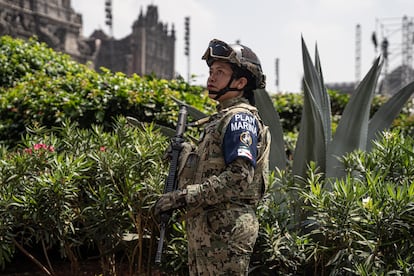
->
[154,39,270,275]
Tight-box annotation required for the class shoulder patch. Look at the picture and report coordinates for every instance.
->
[223,112,258,167]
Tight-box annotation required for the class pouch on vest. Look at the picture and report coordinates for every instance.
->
[177,142,199,189]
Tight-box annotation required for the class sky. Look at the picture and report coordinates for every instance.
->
[71,0,414,94]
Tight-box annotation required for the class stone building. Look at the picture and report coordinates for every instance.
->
[87,5,175,79]
[0,0,176,80]
[0,0,87,61]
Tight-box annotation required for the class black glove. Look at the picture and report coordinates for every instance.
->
[153,189,187,217]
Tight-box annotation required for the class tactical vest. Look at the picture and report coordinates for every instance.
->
[178,100,270,202]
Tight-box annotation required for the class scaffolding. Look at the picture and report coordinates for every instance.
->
[373,15,414,95]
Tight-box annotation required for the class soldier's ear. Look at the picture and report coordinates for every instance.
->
[235,77,248,90]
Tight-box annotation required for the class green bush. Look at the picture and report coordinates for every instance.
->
[252,130,414,275]
[0,118,168,274]
[0,36,214,146]
[307,130,414,274]
[271,92,303,133]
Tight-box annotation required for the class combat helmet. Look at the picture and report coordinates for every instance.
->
[202,39,266,90]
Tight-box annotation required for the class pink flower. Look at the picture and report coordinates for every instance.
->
[100,146,106,152]
[33,143,54,152]
[34,143,47,150]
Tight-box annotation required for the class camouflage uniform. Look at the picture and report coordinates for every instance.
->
[178,96,270,275]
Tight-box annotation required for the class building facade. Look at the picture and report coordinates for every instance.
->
[88,5,175,79]
[0,0,87,60]
[0,0,175,80]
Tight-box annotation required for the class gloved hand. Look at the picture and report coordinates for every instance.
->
[153,189,187,218]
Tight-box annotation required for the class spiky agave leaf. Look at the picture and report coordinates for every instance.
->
[367,80,414,149]
[255,89,287,170]
[170,96,208,121]
[326,57,382,178]
[292,38,330,179]
[126,116,177,138]
[127,96,209,140]
[308,40,332,145]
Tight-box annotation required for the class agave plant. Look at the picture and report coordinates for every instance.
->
[255,37,414,182]
[159,36,414,184]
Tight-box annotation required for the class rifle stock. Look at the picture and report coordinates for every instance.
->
[155,104,188,265]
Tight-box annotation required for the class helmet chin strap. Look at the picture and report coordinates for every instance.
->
[208,77,243,101]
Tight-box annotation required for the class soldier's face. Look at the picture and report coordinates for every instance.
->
[207,61,245,102]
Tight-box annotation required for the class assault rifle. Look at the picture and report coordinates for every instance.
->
[155,104,188,265]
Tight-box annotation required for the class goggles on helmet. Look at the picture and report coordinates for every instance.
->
[201,39,241,66]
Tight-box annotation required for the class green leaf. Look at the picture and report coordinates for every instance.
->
[126,116,175,136]
[171,96,207,121]
[308,41,332,145]
[367,80,414,149]
[293,80,326,178]
[292,38,329,178]
[255,88,287,170]
[326,57,382,178]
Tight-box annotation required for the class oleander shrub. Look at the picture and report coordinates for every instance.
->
[249,129,414,275]
[303,130,414,274]
[0,117,168,274]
